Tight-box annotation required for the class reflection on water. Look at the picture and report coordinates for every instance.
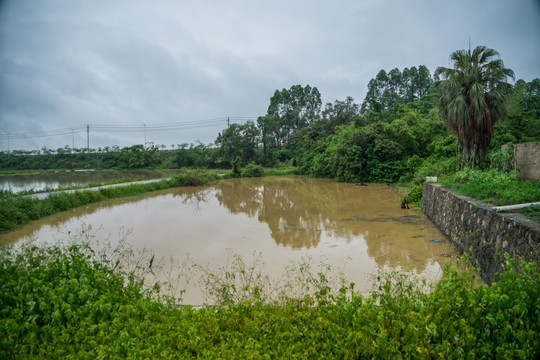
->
[0,169,179,193]
[1,176,458,304]
[213,177,454,270]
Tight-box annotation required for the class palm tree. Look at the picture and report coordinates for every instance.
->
[435,45,514,168]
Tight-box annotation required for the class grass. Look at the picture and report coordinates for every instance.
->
[0,169,222,232]
[437,168,540,224]
[440,168,540,206]
[520,204,540,223]
[0,239,538,359]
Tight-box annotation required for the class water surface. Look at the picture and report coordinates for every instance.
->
[0,169,178,193]
[1,176,458,304]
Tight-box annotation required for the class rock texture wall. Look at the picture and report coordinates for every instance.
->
[422,183,540,284]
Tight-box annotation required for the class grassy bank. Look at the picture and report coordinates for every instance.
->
[439,168,540,223]
[404,166,540,222]
[0,170,221,232]
[440,168,540,206]
[0,241,538,359]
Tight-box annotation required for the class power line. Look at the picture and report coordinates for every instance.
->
[0,117,257,140]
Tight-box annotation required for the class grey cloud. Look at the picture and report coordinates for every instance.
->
[0,0,538,150]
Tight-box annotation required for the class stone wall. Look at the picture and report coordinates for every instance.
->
[515,142,540,181]
[422,183,539,284]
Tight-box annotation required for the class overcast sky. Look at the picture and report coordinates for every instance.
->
[1,0,539,151]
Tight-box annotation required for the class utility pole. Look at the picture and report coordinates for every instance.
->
[87,124,89,152]
[71,128,74,148]
[144,123,147,148]
[4,131,10,170]
[4,131,9,154]
[227,117,230,128]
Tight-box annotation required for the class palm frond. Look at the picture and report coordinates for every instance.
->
[436,44,514,165]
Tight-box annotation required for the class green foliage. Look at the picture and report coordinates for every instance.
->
[0,242,175,359]
[361,65,433,115]
[488,144,515,173]
[264,84,322,148]
[442,168,540,205]
[0,190,108,232]
[405,183,424,206]
[241,162,264,177]
[401,134,459,206]
[435,45,515,167]
[0,142,227,172]
[232,156,242,177]
[404,154,456,184]
[520,204,540,223]
[496,78,540,143]
[169,169,219,187]
[427,134,458,159]
[1,242,538,359]
[257,84,322,166]
[297,99,450,186]
[424,257,539,359]
[215,121,259,165]
[306,120,421,183]
[321,96,360,133]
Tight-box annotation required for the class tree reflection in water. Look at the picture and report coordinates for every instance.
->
[209,176,452,273]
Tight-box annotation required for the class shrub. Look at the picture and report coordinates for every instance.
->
[232,157,241,177]
[169,170,217,187]
[241,162,264,177]
[0,241,538,359]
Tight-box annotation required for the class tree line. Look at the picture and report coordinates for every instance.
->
[2,46,539,185]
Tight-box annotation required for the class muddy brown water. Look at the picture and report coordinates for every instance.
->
[0,176,459,305]
[0,169,179,193]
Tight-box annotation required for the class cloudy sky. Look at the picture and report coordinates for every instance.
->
[1,0,539,151]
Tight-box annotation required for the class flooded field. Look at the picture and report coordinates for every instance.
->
[0,176,458,304]
[0,169,179,193]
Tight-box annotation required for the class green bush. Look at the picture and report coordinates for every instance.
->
[169,170,218,187]
[241,162,264,177]
[402,155,457,206]
[405,183,423,205]
[232,157,242,177]
[1,242,538,359]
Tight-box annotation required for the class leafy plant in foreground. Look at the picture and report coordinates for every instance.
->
[0,239,538,359]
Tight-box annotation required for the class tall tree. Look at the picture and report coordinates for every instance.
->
[259,84,321,150]
[523,78,540,119]
[435,45,514,167]
[215,121,258,165]
[361,66,433,115]
[321,96,360,133]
